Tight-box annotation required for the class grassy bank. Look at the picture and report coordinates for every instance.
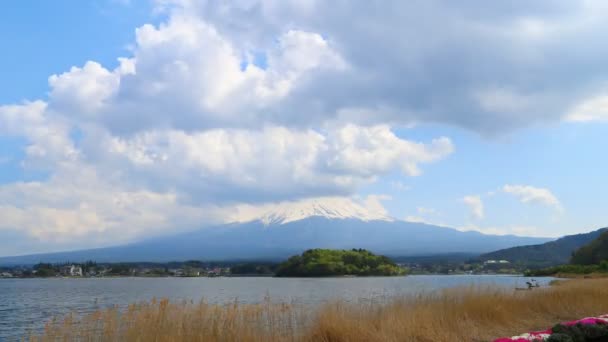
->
[31,279,608,342]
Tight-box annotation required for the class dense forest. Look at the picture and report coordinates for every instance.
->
[527,230,608,276]
[275,249,406,277]
[479,228,607,269]
[571,230,608,265]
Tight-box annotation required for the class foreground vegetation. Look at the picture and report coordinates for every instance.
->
[275,249,405,277]
[31,278,608,342]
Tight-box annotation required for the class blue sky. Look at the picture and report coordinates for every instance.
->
[1,0,608,256]
[0,1,160,104]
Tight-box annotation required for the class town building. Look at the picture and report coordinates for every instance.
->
[60,265,83,277]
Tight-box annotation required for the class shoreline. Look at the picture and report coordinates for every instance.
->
[0,272,529,280]
[27,277,601,342]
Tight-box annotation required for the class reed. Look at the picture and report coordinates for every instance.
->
[31,278,608,342]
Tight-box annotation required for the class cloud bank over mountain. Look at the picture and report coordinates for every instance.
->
[1,0,608,254]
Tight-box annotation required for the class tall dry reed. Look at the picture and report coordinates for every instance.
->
[30,278,608,342]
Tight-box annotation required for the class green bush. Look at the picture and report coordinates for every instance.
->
[546,323,608,342]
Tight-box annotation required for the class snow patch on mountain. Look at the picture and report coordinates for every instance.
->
[231,196,394,225]
[258,197,394,225]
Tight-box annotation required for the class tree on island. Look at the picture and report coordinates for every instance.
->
[275,248,406,277]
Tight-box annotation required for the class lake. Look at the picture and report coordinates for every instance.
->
[0,275,554,340]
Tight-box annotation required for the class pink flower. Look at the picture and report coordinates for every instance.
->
[493,331,550,341]
[494,314,608,342]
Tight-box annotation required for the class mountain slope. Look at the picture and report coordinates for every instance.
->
[480,227,608,268]
[571,230,608,265]
[0,217,551,265]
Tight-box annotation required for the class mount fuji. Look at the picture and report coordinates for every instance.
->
[0,198,552,264]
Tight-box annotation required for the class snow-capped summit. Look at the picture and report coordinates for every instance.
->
[256,197,394,225]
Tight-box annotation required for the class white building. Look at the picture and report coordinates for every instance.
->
[60,265,83,277]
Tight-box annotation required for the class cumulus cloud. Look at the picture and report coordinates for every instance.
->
[0,101,78,169]
[566,94,608,122]
[151,0,608,133]
[0,163,236,252]
[74,124,451,203]
[49,61,121,115]
[362,195,392,218]
[462,195,484,220]
[7,0,604,252]
[502,184,562,210]
[86,16,346,134]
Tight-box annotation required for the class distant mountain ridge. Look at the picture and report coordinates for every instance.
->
[480,227,608,268]
[0,215,551,265]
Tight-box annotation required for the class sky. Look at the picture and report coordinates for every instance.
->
[1,0,608,256]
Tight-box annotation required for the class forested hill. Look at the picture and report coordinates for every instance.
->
[275,249,405,277]
[479,227,608,268]
[571,230,608,265]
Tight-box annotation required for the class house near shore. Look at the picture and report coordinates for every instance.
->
[60,265,83,277]
[168,268,185,277]
[0,272,13,278]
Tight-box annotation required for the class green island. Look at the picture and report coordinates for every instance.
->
[275,248,406,277]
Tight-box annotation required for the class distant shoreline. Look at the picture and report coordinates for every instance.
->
[0,273,533,280]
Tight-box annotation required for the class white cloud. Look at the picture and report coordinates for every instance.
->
[88,15,347,134]
[462,195,484,220]
[405,207,441,224]
[0,101,452,252]
[324,124,453,177]
[149,0,608,133]
[10,0,607,252]
[49,61,121,115]
[0,101,78,169]
[566,94,608,122]
[0,165,227,249]
[362,195,392,217]
[77,124,452,202]
[502,184,562,210]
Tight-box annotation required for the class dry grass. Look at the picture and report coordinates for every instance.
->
[31,279,608,342]
[554,272,608,279]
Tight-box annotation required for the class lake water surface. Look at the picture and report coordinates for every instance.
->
[0,275,554,340]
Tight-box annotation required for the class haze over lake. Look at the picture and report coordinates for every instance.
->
[0,275,554,340]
